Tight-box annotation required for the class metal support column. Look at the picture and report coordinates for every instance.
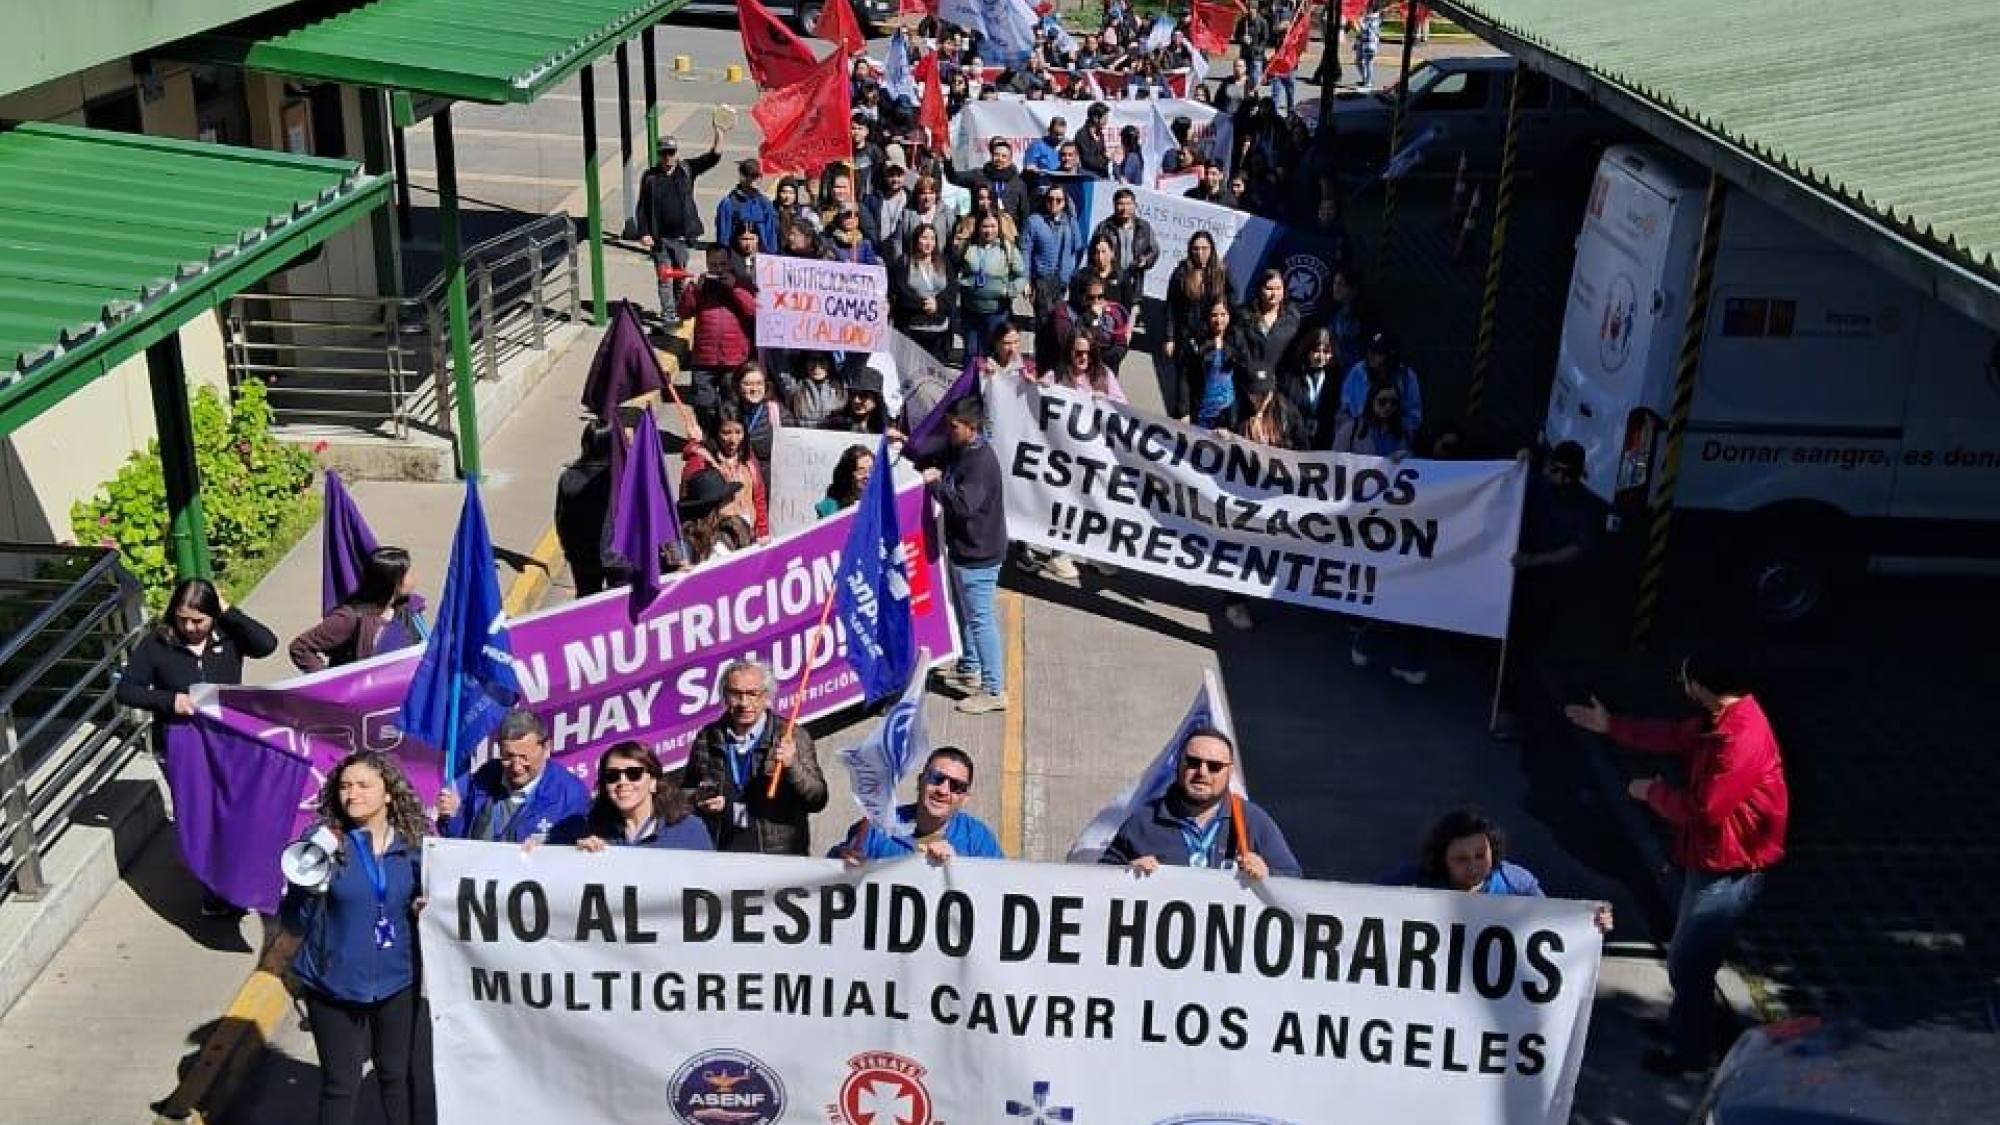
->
[643,27,661,163]
[581,64,608,326]
[360,88,403,298]
[617,40,638,240]
[1464,67,1525,424]
[1375,1,1425,277]
[1631,173,1729,645]
[434,106,482,479]
[392,121,414,241]
[144,335,212,579]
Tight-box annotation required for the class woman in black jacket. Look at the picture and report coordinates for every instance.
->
[118,576,278,913]
[889,223,958,361]
[1230,267,1302,377]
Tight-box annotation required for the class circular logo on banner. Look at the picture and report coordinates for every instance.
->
[668,1050,786,1125]
[1282,253,1330,313]
[828,1052,934,1125]
[1598,272,1640,373]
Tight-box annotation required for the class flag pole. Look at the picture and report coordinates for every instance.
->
[1230,792,1250,860]
[766,591,840,797]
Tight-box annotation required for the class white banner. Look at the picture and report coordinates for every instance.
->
[951,98,1231,176]
[1080,182,1347,313]
[989,379,1528,637]
[770,427,922,536]
[755,256,890,354]
[423,841,1601,1125]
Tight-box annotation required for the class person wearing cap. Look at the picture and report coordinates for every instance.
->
[1023,182,1084,321]
[637,125,722,325]
[862,162,910,260]
[676,465,746,566]
[1024,115,1069,173]
[923,398,1010,715]
[1075,102,1113,177]
[1337,330,1423,436]
[714,159,778,260]
[825,363,889,434]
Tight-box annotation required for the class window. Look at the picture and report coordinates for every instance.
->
[1414,71,1491,112]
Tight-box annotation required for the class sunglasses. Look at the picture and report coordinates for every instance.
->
[600,765,650,785]
[1181,756,1231,775]
[922,769,970,795]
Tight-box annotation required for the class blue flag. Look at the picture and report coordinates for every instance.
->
[399,480,519,780]
[883,30,918,104]
[833,434,916,705]
[836,647,931,839]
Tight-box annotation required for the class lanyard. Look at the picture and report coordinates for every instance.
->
[625,816,659,845]
[347,829,397,950]
[1180,816,1225,868]
[722,736,754,792]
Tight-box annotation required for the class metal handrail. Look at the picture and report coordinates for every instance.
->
[0,546,148,901]
[228,213,580,439]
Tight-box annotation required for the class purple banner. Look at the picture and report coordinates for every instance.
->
[192,484,957,847]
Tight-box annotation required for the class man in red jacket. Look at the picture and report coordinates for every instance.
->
[1566,651,1788,1076]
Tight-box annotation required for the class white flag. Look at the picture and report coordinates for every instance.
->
[1186,43,1210,87]
[1141,99,1174,187]
[1383,124,1445,181]
[837,648,933,839]
[1065,669,1244,862]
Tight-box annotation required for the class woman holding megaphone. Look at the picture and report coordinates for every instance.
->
[281,750,428,1125]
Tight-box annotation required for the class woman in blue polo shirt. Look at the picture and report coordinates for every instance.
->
[1387,807,1615,932]
[548,742,712,851]
[283,751,429,1125]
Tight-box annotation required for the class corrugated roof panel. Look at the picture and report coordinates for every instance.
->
[0,124,388,436]
[183,0,692,104]
[1443,0,2000,282]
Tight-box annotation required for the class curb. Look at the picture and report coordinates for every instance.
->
[999,589,1028,858]
[503,525,566,618]
[149,935,299,1124]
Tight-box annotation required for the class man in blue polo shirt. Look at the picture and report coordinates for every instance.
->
[1099,728,1301,881]
[843,747,1005,863]
[436,708,590,844]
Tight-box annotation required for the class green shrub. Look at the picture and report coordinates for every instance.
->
[70,380,318,608]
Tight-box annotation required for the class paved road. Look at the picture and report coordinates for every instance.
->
[0,19,1711,1125]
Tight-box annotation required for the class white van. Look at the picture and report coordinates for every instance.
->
[1545,145,2000,623]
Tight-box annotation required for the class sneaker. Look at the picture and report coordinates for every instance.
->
[1040,555,1080,581]
[1350,641,1371,668]
[934,667,980,694]
[1223,603,1255,630]
[1389,667,1429,686]
[954,692,1009,715]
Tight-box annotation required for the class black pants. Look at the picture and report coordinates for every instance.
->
[307,987,418,1125]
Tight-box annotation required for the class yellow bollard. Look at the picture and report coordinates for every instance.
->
[725,64,744,84]
[672,54,691,73]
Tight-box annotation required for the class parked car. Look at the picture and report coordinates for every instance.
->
[1693,1003,2000,1125]
[1306,54,1627,177]
[671,0,891,34]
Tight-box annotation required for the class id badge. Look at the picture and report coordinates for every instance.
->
[731,802,750,830]
[373,911,396,951]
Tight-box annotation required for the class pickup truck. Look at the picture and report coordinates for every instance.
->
[1310,54,1631,177]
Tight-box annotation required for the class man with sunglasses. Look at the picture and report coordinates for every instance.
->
[436,708,589,844]
[683,660,828,855]
[1099,729,1300,881]
[841,747,1004,863]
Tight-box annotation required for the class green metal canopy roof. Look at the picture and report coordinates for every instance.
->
[1436,0,2000,300]
[0,123,388,437]
[182,0,691,105]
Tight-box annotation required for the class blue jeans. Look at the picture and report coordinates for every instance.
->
[1266,74,1296,116]
[950,561,1004,695]
[1667,870,1764,1058]
[1356,52,1376,89]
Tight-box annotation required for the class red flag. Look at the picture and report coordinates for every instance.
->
[898,0,930,15]
[1189,0,1239,55]
[753,50,854,175]
[914,51,948,152]
[737,0,820,89]
[1266,0,1317,79]
[813,0,867,57]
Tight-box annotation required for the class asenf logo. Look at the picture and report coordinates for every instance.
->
[668,1049,786,1125]
[1282,253,1330,312]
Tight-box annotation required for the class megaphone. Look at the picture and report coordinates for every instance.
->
[281,826,342,893]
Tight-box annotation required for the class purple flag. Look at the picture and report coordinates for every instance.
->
[164,721,313,914]
[903,353,981,466]
[579,301,666,421]
[321,470,379,615]
[609,406,680,607]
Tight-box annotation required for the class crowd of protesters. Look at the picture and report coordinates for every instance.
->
[111,6,1796,1124]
